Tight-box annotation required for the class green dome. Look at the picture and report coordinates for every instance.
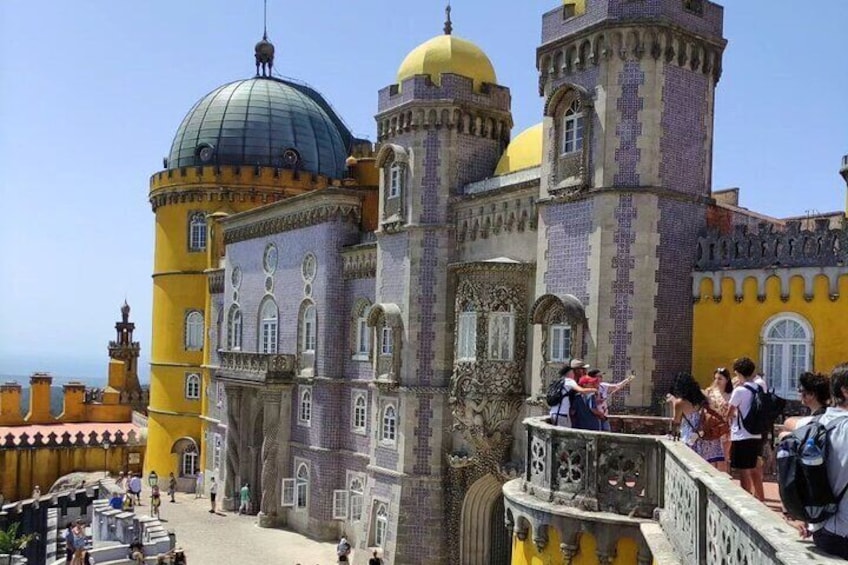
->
[168,77,351,178]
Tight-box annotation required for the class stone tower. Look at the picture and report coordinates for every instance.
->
[108,301,142,394]
[532,0,726,406]
[365,13,512,564]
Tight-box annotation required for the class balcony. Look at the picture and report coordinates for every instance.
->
[217,351,296,385]
[503,417,842,564]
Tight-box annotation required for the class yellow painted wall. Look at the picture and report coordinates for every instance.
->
[0,444,144,502]
[693,274,848,387]
[511,526,639,565]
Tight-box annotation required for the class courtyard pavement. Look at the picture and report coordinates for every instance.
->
[141,492,339,565]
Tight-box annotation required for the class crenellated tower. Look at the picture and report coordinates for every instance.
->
[362,7,512,564]
[107,301,142,395]
[532,0,727,406]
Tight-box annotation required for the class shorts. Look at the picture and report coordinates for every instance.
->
[210,493,217,502]
[730,438,761,470]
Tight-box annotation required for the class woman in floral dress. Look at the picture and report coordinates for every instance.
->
[668,373,725,468]
[704,367,732,471]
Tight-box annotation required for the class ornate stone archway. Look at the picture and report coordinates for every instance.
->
[459,474,508,565]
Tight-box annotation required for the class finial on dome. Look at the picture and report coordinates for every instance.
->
[121,300,131,322]
[444,2,453,35]
[255,0,275,77]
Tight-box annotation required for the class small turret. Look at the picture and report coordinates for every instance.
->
[840,154,848,188]
[0,382,23,425]
[25,373,54,424]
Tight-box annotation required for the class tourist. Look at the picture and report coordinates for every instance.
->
[549,360,597,427]
[64,523,74,564]
[792,363,848,558]
[208,477,217,513]
[128,540,145,564]
[798,371,830,417]
[369,549,383,565]
[589,369,635,431]
[172,546,187,564]
[336,536,351,563]
[151,484,161,518]
[239,482,251,515]
[668,373,725,469]
[705,367,733,471]
[109,492,123,510]
[727,357,765,501]
[195,470,204,499]
[168,472,177,503]
[128,473,142,505]
[122,493,134,511]
[116,471,125,491]
[573,375,605,431]
[70,520,87,565]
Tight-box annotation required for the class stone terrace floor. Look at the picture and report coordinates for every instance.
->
[142,493,338,565]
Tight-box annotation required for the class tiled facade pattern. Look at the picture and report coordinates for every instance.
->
[608,195,638,380]
[343,277,376,381]
[614,62,645,188]
[660,64,710,195]
[542,199,594,307]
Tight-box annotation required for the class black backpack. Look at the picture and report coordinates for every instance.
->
[546,378,565,407]
[777,417,848,523]
[740,383,785,436]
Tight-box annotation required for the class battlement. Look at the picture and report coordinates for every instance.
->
[377,73,511,115]
[695,220,848,271]
[541,0,724,47]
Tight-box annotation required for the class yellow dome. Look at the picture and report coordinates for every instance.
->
[397,34,496,92]
[494,123,543,176]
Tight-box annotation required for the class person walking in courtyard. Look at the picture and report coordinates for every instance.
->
[667,372,725,468]
[168,472,177,503]
[336,536,351,563]
[128,473,142,505]
[239,482,251,515]
[151,483,161,518]
[368,549,382,565]
[195,469,204,498]
[728,357,765,501]
[208,477,218,513]
[705,367,733,471]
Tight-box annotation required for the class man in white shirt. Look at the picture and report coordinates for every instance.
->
[549,359,597,427]
[792,363,848,559]
[727,357,764,501]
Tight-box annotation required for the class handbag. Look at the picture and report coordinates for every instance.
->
[699,405,729,441]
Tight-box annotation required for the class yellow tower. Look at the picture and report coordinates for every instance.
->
[144,35,359,483]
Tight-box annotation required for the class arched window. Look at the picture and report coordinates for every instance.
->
[180,444,198,477]
[352,392,367,434]
[185,310,204,351]
[259,299,278,354]
[381,405,397,444]
[456,309,477,362]
[380,323,394,356]
[375,503,388,547]
[561,99,584,155]
[762,315,813,397]
[296,463,309,509]
[299,386,312,425]
[549,323,572,363]
[185,373,201,400]
[227,305,242,350]
[302,304,316,353]
[188,212,207,251]
[352,299,371,360]
[488,306,514,361]
[348,477,364,521]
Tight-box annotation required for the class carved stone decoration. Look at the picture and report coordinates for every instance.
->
[533,524,549,552]
[706,495,771,565]
[223,201,361,245]
[258,390,282,527]
[224,386,242,505]
[660,452,700,563]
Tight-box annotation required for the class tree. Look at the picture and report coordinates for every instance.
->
[0,522,35,565]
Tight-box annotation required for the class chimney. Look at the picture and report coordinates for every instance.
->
[59,382,87,423]
[0,382,23,425]
[25,373,54,424]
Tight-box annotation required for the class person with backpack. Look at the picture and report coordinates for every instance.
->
[667,373,727,468]
[336,536,352,563]
[777,363,848,559]
[728,357,767,501]
[547,360,597,427]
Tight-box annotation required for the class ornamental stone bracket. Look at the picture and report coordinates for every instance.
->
[207,268,225,294]
[342,244,377,280]
[217,351,296,385]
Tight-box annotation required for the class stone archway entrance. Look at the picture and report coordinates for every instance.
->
[460,474,510,565]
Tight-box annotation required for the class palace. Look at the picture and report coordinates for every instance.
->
[143,1,848,563]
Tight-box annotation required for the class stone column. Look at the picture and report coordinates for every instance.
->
[223,385,242,511]
[258,388,282,528]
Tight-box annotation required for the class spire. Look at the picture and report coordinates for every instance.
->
[444,2,453,35]
[254,0,275,77]
[121,300,131,323]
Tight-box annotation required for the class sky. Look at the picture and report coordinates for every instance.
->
[1,1,846,383]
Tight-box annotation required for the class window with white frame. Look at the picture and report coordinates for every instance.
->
[348,476,364,521]
[212,433,222,470]
[381,405,397,444]
[561,99,584,155]
[188,212,207,251]
[295,463,309,509]
[388,164,401,198]
[456,310,477,362]
[332,489,350,520]
[185,373,201,399]
[185,310,204,351]
[302,304,316,353]
[299,387,312,426]
[227,305,242,350]
[180,445,198,477]
[375,503,389,547]
[488,309,515,361]
[260,299,278,354]
[380,323,393,356]
[352,392,367,434]
[761,315,813,398]
[356,315,370,358]
[549,324,572,363]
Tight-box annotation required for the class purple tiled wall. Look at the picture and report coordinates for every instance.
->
[660,64,710,196]
[543,199,594,307]
[290,447,341,522]
[608,195,637,381]
[343,277,376,381]
[412,396,434,475]
[396,482,447,563]
[378,75,511,114]
[614,62,645,188]
[377,233,408,306]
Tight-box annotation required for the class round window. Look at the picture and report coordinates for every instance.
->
[301,253,317,282]
[263,244,278,275]
[231,266,242,288]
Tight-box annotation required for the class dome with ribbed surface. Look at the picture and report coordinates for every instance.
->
[397,34,496,93]
[168,77,351,178]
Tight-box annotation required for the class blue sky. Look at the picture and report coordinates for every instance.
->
[1,1,846,382]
